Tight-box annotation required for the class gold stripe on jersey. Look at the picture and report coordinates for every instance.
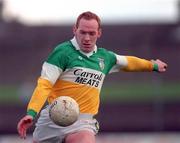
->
[48,80,100,115]
[27,66,105,115]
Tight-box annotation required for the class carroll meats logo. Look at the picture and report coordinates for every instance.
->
[73,69,103,87]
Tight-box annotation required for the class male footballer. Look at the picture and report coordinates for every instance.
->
[17,11,167,143]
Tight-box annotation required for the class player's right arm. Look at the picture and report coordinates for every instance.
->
[17,45,67,139]
[17,62,61,139]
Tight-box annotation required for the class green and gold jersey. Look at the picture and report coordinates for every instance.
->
[27,37,154,118]
[43,40,116,115]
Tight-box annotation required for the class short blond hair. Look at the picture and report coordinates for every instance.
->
[75,11,101,29]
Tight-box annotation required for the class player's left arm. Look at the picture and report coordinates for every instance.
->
[116,55,167,72]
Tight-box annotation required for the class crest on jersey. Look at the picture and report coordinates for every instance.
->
[98,58,105,71]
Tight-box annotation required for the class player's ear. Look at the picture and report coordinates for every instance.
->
[97,28,102,38]
[73,25,77,35]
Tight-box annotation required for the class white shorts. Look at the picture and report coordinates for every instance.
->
[33,105,99,143]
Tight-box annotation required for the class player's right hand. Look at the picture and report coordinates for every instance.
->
[17,115,33,139]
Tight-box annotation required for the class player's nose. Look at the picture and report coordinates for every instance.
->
[84,34,90,41]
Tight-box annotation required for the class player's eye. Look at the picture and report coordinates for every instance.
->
[80,31,86,35]
[89,32,96,36]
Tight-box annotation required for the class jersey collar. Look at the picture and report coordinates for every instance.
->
[70,37,97,57]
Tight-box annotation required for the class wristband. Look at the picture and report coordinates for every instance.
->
[153,63,159,71]
[27,109,37,119]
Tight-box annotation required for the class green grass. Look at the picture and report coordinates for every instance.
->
[0,85,20,104]
[0,82,180,104]
[101,82,180,102]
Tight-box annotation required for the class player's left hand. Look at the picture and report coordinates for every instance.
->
[151,59,167,72]
[17,115,33,139]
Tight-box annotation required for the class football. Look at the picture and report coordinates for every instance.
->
[49,96,79,127]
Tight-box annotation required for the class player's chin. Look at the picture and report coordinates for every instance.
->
[82,46,94,53]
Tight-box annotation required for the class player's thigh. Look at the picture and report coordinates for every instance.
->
[65,130,95,143]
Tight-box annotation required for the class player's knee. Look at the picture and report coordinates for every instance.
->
[65,130,95,143]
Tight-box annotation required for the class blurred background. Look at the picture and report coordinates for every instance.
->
[0,0,180,142]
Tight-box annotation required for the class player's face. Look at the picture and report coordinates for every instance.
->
[73,18,101,53]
